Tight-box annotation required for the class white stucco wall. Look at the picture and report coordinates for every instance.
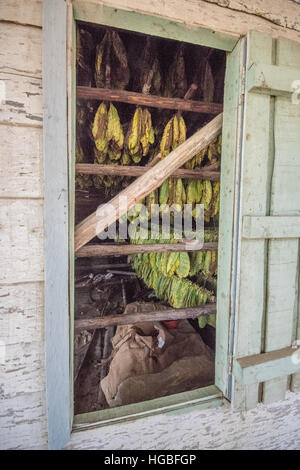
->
[66,392,300,450]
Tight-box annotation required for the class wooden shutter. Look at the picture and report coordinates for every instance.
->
[229,31,300,410]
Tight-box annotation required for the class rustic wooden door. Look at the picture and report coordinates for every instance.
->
[220,30,300,411]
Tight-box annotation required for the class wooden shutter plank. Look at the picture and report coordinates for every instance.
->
[247,62,300,97]
[263,240,298,401]
[215,39,246,398]
[292,255,300,393]
[232,30,274,411]
[263,37,300,404]
[243,216,300,239]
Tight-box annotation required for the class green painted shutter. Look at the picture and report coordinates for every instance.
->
[228,31,300,410]
[215,36,247,399]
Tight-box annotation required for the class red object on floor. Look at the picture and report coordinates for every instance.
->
[162,320,180,329]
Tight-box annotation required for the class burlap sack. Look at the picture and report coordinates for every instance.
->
[101,302,215,407]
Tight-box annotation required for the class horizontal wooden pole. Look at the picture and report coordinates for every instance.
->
[243,215,300,239]
[76,163,220,182]
[76,242,218,257]
[233,346,300,385]
[74,303,217,332]
[77,86,223,114]
[247,62,300,98]
[75,113,223,252]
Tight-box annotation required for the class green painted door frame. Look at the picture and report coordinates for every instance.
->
[44,0,242,449]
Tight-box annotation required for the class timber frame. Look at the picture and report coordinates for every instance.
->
[43,0,242,449]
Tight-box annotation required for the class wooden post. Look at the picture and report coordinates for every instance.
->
[75,113,223,252]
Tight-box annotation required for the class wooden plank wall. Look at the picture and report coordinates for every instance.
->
[0,0,47,450]
[263,37,300,402]
[76,0,300,42]
[232,31,274,411]
[0,0,300,450]
[232,32,300,410]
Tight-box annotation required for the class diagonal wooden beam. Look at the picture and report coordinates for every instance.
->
[74,113,223,252]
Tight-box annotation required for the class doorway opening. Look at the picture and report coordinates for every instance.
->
[73,21,225,415]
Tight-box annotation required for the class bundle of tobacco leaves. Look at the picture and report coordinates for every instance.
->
[75,103,95,189]
[164,43,187,98]
[94,30,130,90]
[132,37,162,95]
[76,27,94,86]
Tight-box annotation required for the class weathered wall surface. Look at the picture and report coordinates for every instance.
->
[0,0,300,450]
[66,392,300,450]
[85,0,300,41]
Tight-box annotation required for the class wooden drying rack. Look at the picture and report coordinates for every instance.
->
[75,304,217,332]
[76,162,220,181]
[75,85,222,328]
[76,85,222,183]
[76,241,218,257]
[77,86,223,114]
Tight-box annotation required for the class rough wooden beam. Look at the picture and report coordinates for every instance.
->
[76,163,220,181]
[74,304,217,332]
[77,86,223,114]
[76,242,218,258]
[75,113,223,252]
